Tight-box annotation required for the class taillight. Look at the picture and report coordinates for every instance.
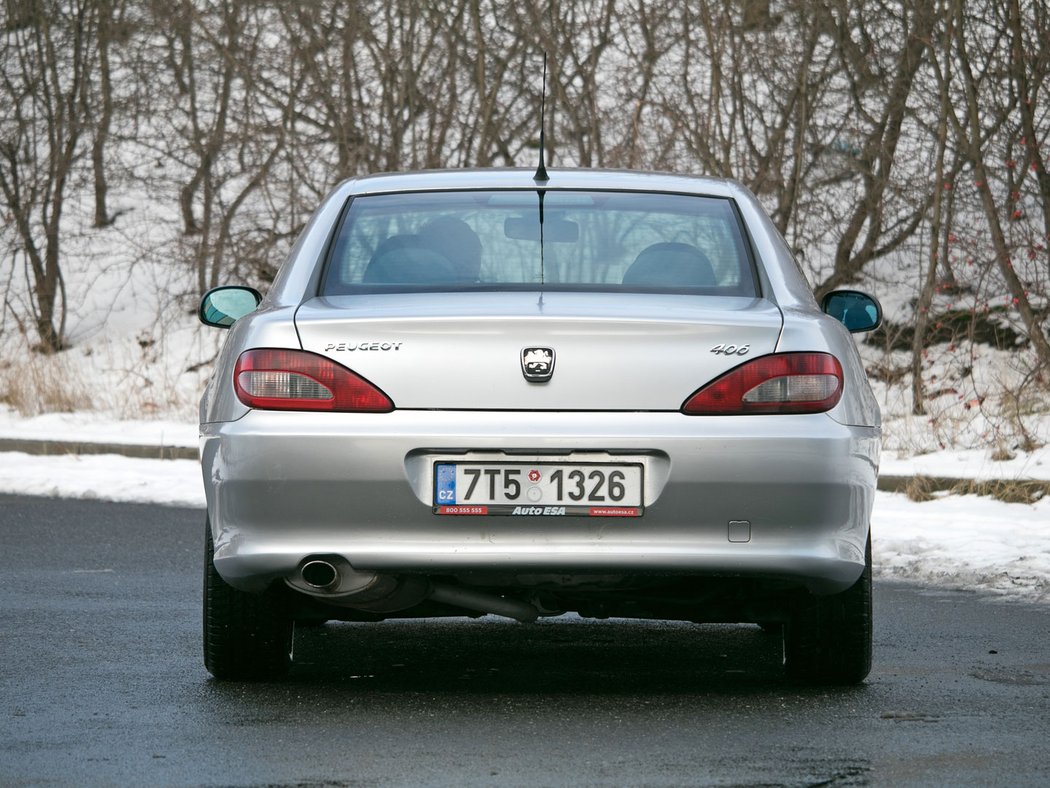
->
[681,353,843,415]
[234,349,393,412]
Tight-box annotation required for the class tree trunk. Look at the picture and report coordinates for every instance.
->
[91,0,115,228]
[953,2,1050,371]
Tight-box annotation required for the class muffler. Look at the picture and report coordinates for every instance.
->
[287,556,539,623]
[286,555,390,600]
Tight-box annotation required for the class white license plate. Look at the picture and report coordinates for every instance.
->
[433,462,643,517]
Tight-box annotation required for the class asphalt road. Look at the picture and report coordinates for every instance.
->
[2,494,1049,787]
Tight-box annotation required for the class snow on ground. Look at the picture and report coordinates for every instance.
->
[1,444,1047,605]
[0,452,202,508]
[0,408,197,447]
[875,492,1050,604]
[880,446,1050,480]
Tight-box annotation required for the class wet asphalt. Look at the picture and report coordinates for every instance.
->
[1,493,1049,786]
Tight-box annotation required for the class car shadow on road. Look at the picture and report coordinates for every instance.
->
[242,616,861,696]
[194,617,875,735]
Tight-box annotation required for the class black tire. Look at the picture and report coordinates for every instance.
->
[783,535,872,684]
[203,519,293,680]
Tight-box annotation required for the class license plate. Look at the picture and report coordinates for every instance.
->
[433,462,643,517]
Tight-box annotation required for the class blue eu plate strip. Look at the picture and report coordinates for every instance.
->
[435,463,457,504]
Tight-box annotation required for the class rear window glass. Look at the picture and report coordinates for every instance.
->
[322,190,757,296]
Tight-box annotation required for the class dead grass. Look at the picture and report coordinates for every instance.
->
[973,478,1048,505]
[0,351,95,416]
[896,474,1047,504]
[904,475,940,502]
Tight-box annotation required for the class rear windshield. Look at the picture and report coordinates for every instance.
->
[322,190,758,296]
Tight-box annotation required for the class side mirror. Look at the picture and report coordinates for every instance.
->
[820,290,882,333]
[199,286,262,328]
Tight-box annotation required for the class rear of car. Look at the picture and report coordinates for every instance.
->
[199,170,880,683]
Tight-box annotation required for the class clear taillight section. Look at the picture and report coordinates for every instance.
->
[681,353,843,415]
[234,349,394,412]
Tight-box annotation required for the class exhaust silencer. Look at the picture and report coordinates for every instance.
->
[287,556,539,623]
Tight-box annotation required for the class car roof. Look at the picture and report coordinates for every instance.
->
[341,168,741,198]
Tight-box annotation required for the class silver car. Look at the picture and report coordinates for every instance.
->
[198,168,882,683]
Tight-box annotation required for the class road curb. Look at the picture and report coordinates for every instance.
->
[0,437,197,461]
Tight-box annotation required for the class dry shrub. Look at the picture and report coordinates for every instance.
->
[900,475,1048,504]
[905,475,940,502]
[997,380,1047,453]
[0,351,94,416]
[975,479,1048,505]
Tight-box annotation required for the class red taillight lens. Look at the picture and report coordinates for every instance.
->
[234,349,394,412]
[681,353,843,415]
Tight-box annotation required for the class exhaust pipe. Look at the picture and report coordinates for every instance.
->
[430,583,538,623]
[290,557,539,623]
[300,559,339,590]
[291,556,382,598]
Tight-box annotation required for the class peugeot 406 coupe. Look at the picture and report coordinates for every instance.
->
[198,168,882,683]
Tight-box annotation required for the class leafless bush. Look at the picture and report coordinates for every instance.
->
[0,346,94,415]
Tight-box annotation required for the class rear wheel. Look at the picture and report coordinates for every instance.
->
[203,519,293,680]
[783,535,872,684]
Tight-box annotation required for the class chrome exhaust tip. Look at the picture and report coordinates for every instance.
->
[300,559,339,590]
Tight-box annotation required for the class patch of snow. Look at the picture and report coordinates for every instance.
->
[0,406,197,447]
[0,452,204,508]
[881,446,1050,481]
[874,491,1050,604]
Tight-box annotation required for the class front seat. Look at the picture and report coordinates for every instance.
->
[622,242,716,288]
[362,235,458,284]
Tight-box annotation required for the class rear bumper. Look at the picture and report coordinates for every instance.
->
[201,410,879,595]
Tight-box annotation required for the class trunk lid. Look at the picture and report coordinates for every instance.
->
[294,292,783,410]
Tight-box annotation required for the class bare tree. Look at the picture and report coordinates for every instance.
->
[269,2,480,184]
[934,0,1050,370]
[0,0,96,352]
[911,0,955,414]
[457,0,528,167]
[144,0,288,293]
[1005,0,1050,288]
[814,1,936,296]
[87,0,118,227]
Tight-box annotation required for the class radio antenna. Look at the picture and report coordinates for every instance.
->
[534,53,549,182]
